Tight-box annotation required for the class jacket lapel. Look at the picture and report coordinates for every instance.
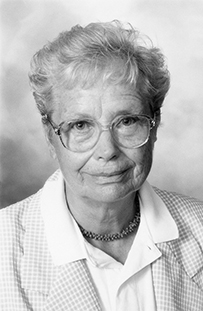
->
[21,192,57,295]
[153,187,203,310]
[44,260,102,311]
[152,241,203,311]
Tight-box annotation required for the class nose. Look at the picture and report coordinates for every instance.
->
[93,130,120,162]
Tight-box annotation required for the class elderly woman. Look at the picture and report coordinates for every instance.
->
[1,21,203,311]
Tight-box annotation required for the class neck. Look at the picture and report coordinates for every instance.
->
[64,184,137,236]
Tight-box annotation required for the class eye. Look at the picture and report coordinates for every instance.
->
[73,121,88,130]
[118,116,139,127]
[70,120,94,133]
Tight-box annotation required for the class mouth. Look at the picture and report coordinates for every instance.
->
[93,169,128,177]
[85,168,131,184]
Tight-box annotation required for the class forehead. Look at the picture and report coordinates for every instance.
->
[55,82,147,120]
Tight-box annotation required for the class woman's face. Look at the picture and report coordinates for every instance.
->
[47,82,157,204]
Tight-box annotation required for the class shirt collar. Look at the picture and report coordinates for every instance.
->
[139,181,179,243]
[40,171,178,266]
[40,171,87,266]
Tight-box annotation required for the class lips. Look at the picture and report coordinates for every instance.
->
[83,167,132,184]
[87,167,130,177]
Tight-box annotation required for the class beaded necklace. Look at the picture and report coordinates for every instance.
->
[77,194,140,242]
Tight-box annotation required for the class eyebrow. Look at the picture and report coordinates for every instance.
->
[113,109,143,116]
[62,109,146,123]
[64,113,97,120]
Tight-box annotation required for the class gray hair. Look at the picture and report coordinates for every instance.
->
[29,20,170,116]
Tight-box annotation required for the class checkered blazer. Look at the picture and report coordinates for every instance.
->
[1,172,203,310]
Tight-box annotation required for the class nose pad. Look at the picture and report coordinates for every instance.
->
[93,130,120,161]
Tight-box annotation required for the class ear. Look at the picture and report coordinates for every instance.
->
[42,123,57,159]
[154,125,158,142]
[151,127,158,146]
[153,112,161,143]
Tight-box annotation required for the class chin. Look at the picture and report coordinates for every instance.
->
[86,183,136,203]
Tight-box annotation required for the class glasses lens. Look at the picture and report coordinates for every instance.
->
[60,119,99,152]
[113,115,150,148]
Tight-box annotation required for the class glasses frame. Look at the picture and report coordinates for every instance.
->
[42,113,156,152]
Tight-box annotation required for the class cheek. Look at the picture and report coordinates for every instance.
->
[127,143,153,184]
[54,144,93,181]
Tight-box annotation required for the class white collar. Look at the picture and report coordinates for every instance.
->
[40,171,86,265]
[139,181,179,243]
[40,171,178,266]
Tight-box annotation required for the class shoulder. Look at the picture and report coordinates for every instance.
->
[0,190,43,257]
[0,172,60,305]
[0,170,61,229]
[153,187,203,239]
[0,190,42,230]
[0,170,61,240]
[0,189,44,290]
[154,187,203,215]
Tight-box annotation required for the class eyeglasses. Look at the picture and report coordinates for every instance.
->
[42,113,156,152]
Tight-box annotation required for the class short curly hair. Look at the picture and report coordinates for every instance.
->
[29,20,170,116]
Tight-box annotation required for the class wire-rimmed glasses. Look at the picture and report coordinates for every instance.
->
[42,113,156,152]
